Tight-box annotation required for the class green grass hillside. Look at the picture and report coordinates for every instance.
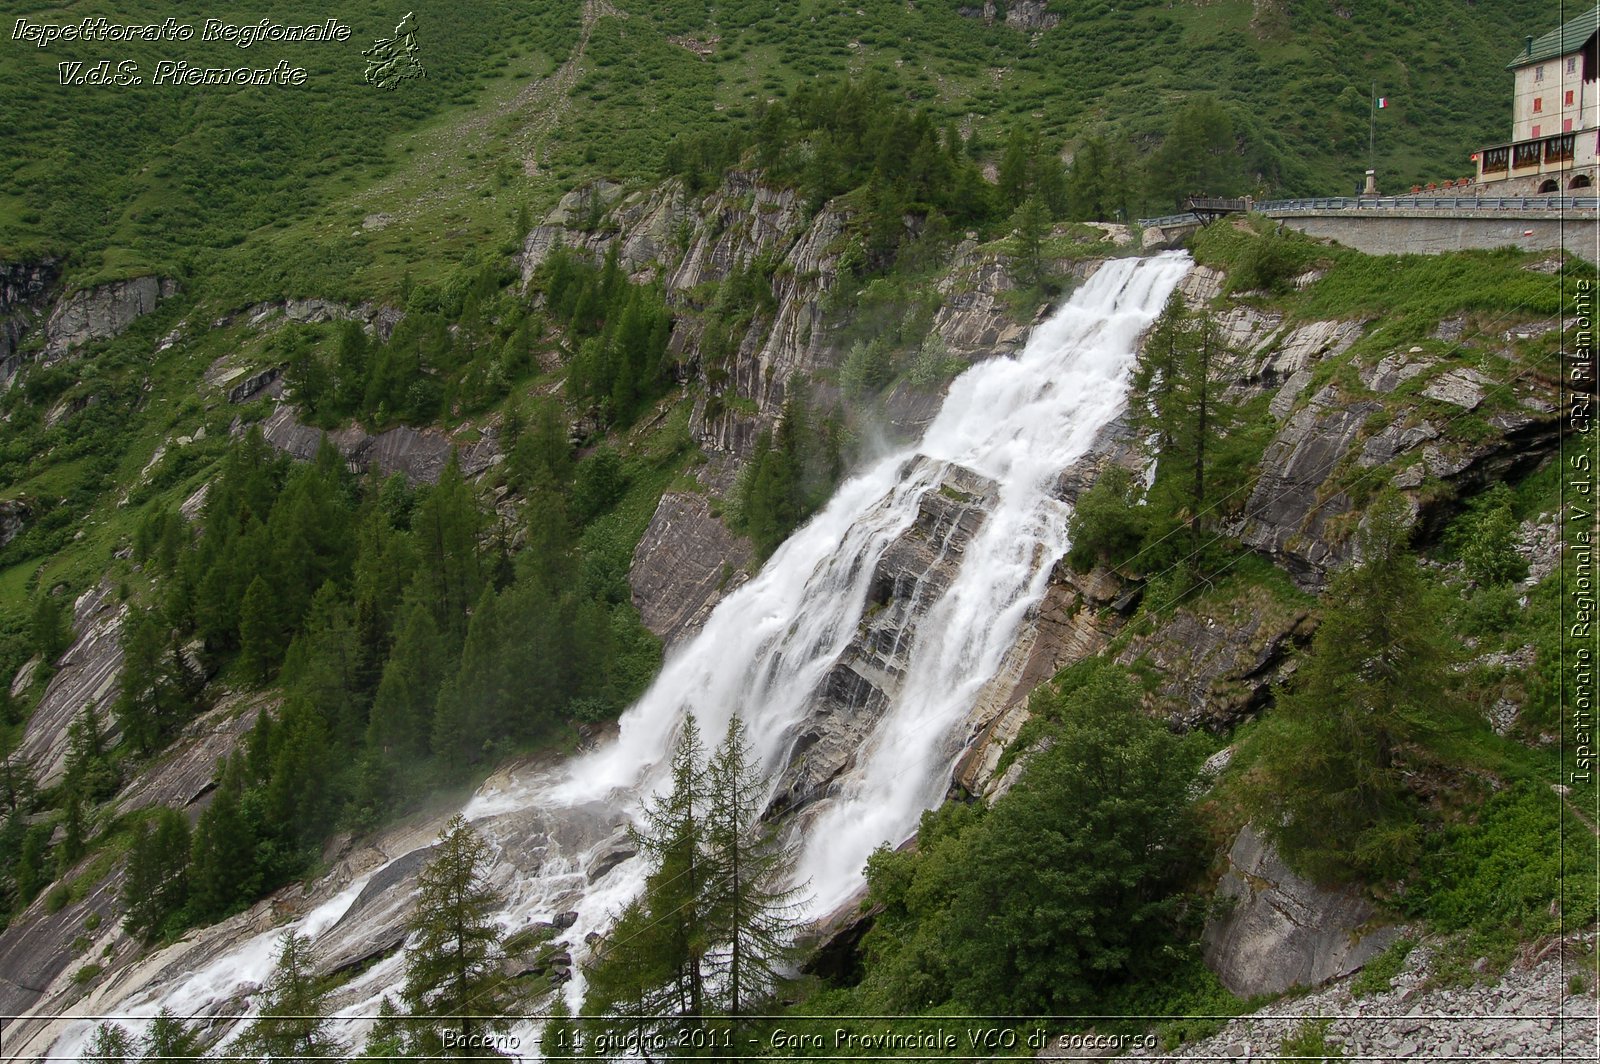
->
[0,0,1565,296]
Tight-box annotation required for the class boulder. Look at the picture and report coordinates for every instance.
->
[1202,825,1399,996]
[1420,367,1487,409]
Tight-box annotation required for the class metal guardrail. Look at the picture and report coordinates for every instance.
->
[1138,195,1600,228]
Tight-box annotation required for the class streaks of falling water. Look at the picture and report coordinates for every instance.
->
[46,253,1189,1060]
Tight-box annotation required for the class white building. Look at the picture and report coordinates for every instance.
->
[1476,9,1599,193]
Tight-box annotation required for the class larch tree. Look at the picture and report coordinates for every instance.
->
[234,931,346,1063]
[703,715,804,1016]
[401,815,518,1057]
[1252,490,1461,881]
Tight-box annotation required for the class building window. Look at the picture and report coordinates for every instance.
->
[1537,64,1546,81]
[1567,90,1576,106]
[1534,97,1544,112]
[1531,124,1543,139]
[1570,57,1580,74]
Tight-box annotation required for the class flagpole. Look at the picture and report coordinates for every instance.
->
[1369,80,1376,181]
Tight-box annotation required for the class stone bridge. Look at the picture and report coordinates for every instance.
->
[1140,195,1600,262]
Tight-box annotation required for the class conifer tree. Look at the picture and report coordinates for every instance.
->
[633,714,712,1017]
[543,995,579,1059]
[235,931,346,1063]
[1006,195,1051,292]
[30,591,73,666]
[358,995,408,1061]
[368,600,447,763]
[187,756,260,921]
[116,609,170,756]
[65,701,118,802]
[703,715,803,1015]
[84,1022,134,1062]
[401,815,517,1057]
[1252,491,1459,881]
[141,1008,202,1062]
[121,808,190,943]
[57,784,87,873]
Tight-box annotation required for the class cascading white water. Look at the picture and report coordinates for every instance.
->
[44,252,1188,1061]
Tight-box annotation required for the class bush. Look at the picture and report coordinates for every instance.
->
[1349,938,1415,998]
[1066,465,1147,572]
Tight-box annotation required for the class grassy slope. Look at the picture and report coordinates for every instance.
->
[0,0,1564,298]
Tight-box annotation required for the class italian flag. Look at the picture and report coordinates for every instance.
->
[1377,97,1389,108]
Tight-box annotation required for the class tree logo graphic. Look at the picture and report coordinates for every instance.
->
[363,12,426,89]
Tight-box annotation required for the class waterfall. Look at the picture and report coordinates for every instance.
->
[43,252,1189,1060]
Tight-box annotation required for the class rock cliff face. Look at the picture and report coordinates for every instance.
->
[256,406,502,485]
[16,583,128,790]
[1201,825,1399,996]
[958,1,1061,31]
[523,172,1058,467]
[43,275,175,359]
[0,260,59,388]
[628,493,753,648]
[1132,935,1592,1061]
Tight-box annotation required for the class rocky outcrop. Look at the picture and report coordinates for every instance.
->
[0,499,29,548]
[958,1,1061,31]
[1115,588,1314,731]
[629,492,753,648]
[0,260,59,388]
[43,276,175,358]
[16,583,127,789]
[111,692,273,817]
[0,849,123,1018]
[522,172,1061,463]
[228,297,403,343]
[256,406,502,485]
[1201,825,1399,996]
[1134,936,1592,1060]
[1235,384,1381,587]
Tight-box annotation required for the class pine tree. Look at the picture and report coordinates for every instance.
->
[543,995,579,1059]
[1252,491,1460,882]
[187,757,259,922]
[235,931,346,1063]
[121,809,190,944]
[411,455,485,648]
[635,714,712,1016]
[57,784,87,873]
[359,995,408,1060]
[65,701,118,802]
[116,609,170,756]
[703,715,803,1015]
[368,600,447,763]
[140,1009,202,1063]
[401,815,518,1057]
[84,1022,134,1062]
[1005,195,1051,291]
[30,591,73,666]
